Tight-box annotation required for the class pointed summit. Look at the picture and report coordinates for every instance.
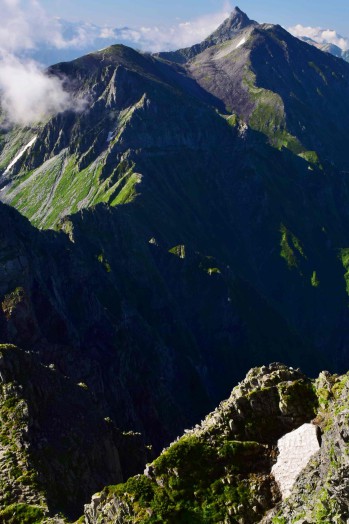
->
[156,7,257,64]
[204,6,257,47]
[229,6,254,29]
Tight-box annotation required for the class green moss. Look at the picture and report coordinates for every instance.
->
[331,377,347,399]
[0,503,45,523]
[272,517,287,524]
[308,62,327,84]
[280,224,306,270]
[298,150,321,167]
[311,271,320,288]
[207,267,221,275]
[97,253,112,273]
[169,245,186,259]
[1,287,25,318]
[100,428,271,522]
[339,248,349,296]
[278,379,318,417]
[73,517,85,524]
[226,114,238,127]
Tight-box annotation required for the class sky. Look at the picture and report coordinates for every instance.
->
[0,0,348,127]
[39,0,349,37]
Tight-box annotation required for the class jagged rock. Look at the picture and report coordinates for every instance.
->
[83,365,349,523]
[83,364,320,523]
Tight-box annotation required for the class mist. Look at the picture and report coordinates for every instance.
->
[0,0,86,125]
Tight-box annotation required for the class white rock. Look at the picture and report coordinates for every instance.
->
[272,423,320,498]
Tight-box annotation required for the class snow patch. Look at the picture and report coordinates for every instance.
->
[4,136,37,174]
[236,37,246,49]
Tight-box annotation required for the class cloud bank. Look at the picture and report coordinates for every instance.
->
[0,54,85,125]
[289,24,349,52]
[114,6,232,52]
[0,0,87,125]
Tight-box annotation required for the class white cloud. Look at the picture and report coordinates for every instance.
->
[0,0,232,123]
[289,24,349,52]
[0,0,87,125]
[116,6,232,52]
[0,0,234,55]
[0,53,85,125]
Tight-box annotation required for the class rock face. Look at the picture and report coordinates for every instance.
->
[0,344,146,521]
[84,363,318,524]
[264,371,349,523]
[271,423,320,498]
[83,364,349,524]
[156,7,257,64]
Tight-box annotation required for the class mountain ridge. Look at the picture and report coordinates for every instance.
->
[1,8,349,522]
[156,6,258,64]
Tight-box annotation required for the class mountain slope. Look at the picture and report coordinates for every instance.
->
[1,8,349,436]
[187,21,349,167]
[1,9,349,519]
[156,7,257,64]
[0,343,147,521]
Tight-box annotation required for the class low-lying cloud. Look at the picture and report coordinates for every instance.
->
[115,6,232,52]
[289,24,349,52]
[0,0,87,125]
[0,54,85,125]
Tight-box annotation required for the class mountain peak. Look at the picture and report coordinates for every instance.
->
[230,6,251,24]
[156,6,257,64]
[204,6,257,46]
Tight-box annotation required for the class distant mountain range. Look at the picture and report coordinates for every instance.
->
[293,33,349,62]
[17,12,349,66]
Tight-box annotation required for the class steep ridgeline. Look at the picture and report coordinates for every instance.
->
[84,363,349,524]
[1,7,349,519]
[186,12,349,166]
[156,6,258,64]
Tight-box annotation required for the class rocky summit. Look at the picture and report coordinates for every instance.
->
[0,5,349,522]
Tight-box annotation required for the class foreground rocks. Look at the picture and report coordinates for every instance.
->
[2,354,349,522]
[83,363,332,524]
[83,363,349,523]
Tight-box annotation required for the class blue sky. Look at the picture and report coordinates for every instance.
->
[40,0,349,37]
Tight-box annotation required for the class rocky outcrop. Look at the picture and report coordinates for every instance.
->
[83,364,349,524]
[156,7,257,64]
[264,371,349,523]
[83,364,320,523]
